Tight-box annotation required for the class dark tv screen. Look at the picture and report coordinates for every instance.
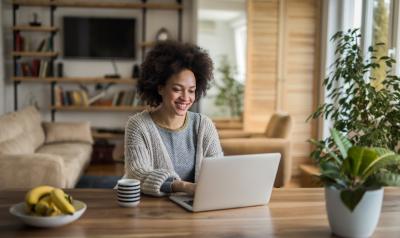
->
[63,17,136,59]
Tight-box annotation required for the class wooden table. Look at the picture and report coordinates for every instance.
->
[1,188,400,237]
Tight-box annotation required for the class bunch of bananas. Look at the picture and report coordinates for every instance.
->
[25,185,76,216]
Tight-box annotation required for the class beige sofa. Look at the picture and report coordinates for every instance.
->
[0,106,93,189]
[219,112,293,187]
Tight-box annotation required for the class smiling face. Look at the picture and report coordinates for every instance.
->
[158,69,196,117]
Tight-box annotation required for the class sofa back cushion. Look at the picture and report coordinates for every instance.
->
[0,106,45,154]
[265,112,293,139]
[43,121,93,144]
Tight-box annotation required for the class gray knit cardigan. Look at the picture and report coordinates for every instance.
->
[123,111,223,196]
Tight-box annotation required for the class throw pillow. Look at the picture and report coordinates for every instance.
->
[43,121,93,144]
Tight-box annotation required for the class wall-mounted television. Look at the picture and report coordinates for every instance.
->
[63,17,136,60]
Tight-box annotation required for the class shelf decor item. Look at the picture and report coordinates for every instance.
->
[308,28,400,238]
[155,27,171,41]
[29,13,41,27]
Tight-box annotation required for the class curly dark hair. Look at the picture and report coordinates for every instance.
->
[138,40,214,107]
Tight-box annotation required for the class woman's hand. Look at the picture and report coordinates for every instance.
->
[171,180,196,196]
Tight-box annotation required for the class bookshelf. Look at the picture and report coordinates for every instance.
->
[12,25,58,32]
[11,0,183,122]
[12,77,137,84]
[12,51,58,57]
[12,0,183,10]
[51,105,146,112]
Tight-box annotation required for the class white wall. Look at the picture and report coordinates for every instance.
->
[1,0,194,128]
[196,0,246,118]
[197,20,237,117]
[0,1,5,115]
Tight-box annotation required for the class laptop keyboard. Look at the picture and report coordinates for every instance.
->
[184,200,193,206]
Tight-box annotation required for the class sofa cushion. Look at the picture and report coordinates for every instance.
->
[0,153,66,189]
[43,122,93,145]
[37,143,92,188]
[0,106,45,154]
[0,114,23,143]
[265,113,292,139]
[0,132,37,154]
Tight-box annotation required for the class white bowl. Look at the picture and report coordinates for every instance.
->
[9,200,87,228]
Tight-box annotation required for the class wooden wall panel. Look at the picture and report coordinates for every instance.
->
[244,0,279,132]
[282,0,320,176]
[245,0,321,177]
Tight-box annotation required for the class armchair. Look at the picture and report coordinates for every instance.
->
[219,112,293,187]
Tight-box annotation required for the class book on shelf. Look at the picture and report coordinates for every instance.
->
[111,90,140,106]
[88,91,107,105]
[36,37,52,52]
[58,89,91,107]
[15,32,24,51]
[71,91,82,106]
[112,91,120,106]
[39,60,48,77]
[31,59,40,76]
[122,90,135,106]
[54,85,63,107]
[117,91,126,106]
[14,33,31,52]
[63,91,71,106]
[79,90,89,106]
[132,92,142,106]
[36,38,46,52]
[20,62,32,76]
[92,99,113,107]
[17,59,45,77]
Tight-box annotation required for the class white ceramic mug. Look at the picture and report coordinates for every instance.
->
[116,179,141,207]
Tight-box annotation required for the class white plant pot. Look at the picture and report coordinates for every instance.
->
[325,186,384,238]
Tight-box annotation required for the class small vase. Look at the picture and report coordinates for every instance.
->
[325,186,384,238]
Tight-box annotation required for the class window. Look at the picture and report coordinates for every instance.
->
[370,0,393,87]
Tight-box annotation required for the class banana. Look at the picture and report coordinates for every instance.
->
[25,185,55,208]
[50,188,75,215]
[34,195,52,216]
[47,202,62,216]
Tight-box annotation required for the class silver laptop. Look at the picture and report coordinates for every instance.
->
[169,153,280,212]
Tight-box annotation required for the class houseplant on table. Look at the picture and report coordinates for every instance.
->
[308,28,400,237]
[315,129,400,237]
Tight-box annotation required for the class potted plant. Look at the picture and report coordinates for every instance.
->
[309,29,400,151]
[308,28,400,237]
[213,57,244,118]
[315,129,400,237]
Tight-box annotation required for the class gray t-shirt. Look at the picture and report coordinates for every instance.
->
[155,112,200,193]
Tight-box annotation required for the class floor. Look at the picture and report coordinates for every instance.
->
[84,162,302,188]
[84,162,125,177]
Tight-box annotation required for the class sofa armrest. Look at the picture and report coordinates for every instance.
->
[0,153,67,189]
[218,130,253,139]
[220,138,292,188]
[43,121,93,145]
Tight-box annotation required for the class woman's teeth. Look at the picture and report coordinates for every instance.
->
[176,103,187,110]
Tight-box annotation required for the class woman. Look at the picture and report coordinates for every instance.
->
[124,41,223,197]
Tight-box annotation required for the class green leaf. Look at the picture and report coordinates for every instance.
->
[373,172,400,186]
[362,153,400,179]
[340,189,366,212]
[347,147,377,177]
[331,128,352,158]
